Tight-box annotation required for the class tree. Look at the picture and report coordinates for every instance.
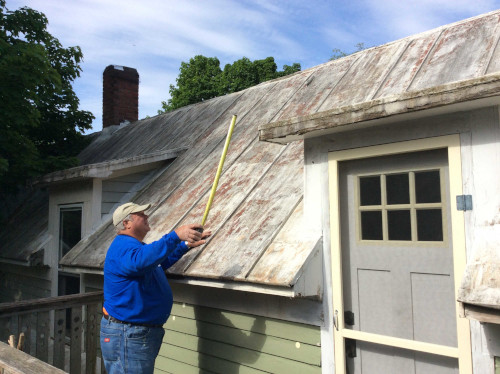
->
[0,1,94,196]
[160,55,222,112]
[159,56,301,113]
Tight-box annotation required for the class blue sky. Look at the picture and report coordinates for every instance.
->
[6,0,500,133]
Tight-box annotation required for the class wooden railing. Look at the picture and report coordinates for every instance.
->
[0,291,104,374]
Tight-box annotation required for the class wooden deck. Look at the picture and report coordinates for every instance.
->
[0,292,103,374]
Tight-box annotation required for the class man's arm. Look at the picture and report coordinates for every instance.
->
[161,229,211,270]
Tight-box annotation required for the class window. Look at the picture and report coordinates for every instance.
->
[58,205,81,297]
[358,169,444,242]
[59,206,82,260]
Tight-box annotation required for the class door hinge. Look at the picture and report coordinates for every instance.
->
[456,195,473,211]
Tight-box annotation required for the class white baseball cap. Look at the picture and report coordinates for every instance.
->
[112,202,151,226]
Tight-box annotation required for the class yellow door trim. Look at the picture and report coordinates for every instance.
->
[328,135,472,374]
[342,330,459,358]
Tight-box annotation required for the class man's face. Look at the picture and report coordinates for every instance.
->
[128,211,150,238]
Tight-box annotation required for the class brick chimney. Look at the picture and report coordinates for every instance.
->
[102,65,139,128]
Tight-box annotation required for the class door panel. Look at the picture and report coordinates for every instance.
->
[339,149,458,374]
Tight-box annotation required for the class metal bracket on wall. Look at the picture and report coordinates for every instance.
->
[456,195,473,211]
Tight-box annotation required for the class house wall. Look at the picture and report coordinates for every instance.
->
[101,170,153,219]
[48,181,95,297]
[304,106,500,374]
[157,301,321,374]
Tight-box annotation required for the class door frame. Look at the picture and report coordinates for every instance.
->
[328,134,472,373]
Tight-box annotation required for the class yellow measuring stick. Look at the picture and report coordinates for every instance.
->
[200,114,237,227]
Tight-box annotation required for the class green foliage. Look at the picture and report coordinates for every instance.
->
[330,43,367,60]
[159,55,301,113]
[0,0,94,196]
[160,55,222,112]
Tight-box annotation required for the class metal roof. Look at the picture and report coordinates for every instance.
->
[60,74,323,293]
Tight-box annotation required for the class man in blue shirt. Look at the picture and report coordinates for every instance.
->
[100,202,210,374]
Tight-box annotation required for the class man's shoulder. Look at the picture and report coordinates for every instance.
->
[113,234,141,244]
[108,234,141,252]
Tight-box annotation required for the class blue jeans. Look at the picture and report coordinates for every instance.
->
[100,317,165,374]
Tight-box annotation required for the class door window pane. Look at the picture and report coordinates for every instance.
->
[361,211,383,240]
[388,210,411,240]
[386,173,410,205]
[360,176,381,206]
[415,171,441,203]
[417,209,443,241]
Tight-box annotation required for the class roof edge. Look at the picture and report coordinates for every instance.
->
[259,72,500,144]
[169,277,317,298]
[461,303,500,324]
[33,147,187,186]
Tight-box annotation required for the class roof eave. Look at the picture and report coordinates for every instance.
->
[168,277,320,299]
[259,73,500,144]
[33,147,187,186]
[461,302,500,325]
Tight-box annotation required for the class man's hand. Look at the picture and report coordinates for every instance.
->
[175,224,211,248]
[186,229,211,248]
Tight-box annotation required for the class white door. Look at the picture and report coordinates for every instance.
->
[329,137,472,374]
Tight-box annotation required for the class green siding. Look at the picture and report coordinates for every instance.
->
[495,356,499,374]
[155,302,321,374]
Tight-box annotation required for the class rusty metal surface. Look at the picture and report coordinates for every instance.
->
[180,141,304,280]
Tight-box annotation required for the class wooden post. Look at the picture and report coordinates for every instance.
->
[70,306,82,374]
[17,332,25,351]
[7,335,14,348]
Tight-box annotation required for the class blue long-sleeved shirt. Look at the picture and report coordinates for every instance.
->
[103,232,189,325]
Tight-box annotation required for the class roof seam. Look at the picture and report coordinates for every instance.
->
[371,40,412,100]
[268,70,317,123]
[316,54,363,113]
[405,29,445,92]
[483,21,500,75]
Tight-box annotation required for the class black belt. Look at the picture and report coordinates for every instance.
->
[103,313,163,328]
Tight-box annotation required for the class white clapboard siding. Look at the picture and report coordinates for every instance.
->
[101,171,152,218]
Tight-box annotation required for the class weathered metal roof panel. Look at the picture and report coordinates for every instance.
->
[408,11,500,91]
[77,93,241,165]
[319,40,410,110]
[246,200,321,287]
[181,141,303,281]
[276,55,357,120]
[373,30,441,99]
